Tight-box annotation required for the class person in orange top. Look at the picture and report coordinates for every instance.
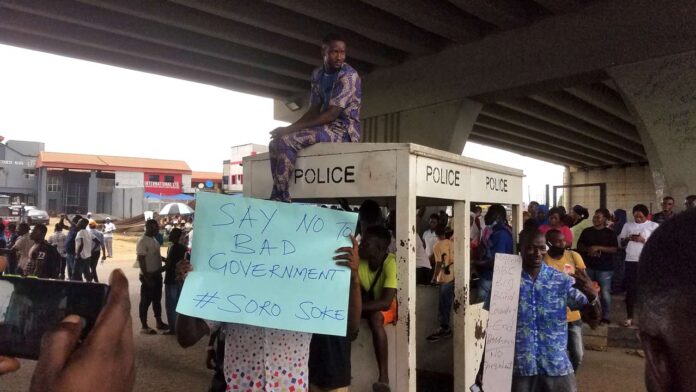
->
[427,227,455,342]
[543,229,587,373]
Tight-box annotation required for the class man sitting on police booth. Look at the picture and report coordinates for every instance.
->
[358,225,397,392]
[268,33,361,202]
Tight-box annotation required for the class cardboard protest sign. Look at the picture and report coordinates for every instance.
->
[177,192,357,336]
[482,253,523,392]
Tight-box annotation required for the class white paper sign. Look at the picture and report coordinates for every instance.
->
[482,253,523,392]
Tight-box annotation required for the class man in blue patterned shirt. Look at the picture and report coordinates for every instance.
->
[268,33,361,202]
[512,231,599,391]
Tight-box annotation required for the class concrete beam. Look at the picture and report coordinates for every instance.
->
[361,0,696,117]
[0,29,291,99]
[37,167,47,211]
[496,99,646,157]
[0,9,308,92]
[265,0,445,55]
[467,134,582,167]
[447,0,530,29]
[564,84,635,124]
[169,0,405,66]
[475,115,617,165]
[88,171,97,214]
[481,104,646,162]
[74,0,371,71]
[361,99,482,154]
[530,91,639,140]
[532,0,585,14]
[608,51,696,205]
[472,125,601,166]
[360,0,486,43]
[0,0,313,80]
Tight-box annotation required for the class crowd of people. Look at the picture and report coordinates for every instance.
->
[1,214,117,281]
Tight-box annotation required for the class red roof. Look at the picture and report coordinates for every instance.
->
[37,151,191,174]
[192,171,222,182]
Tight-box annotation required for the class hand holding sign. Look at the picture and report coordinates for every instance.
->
[177,193,358,336]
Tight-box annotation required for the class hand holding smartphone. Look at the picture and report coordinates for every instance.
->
[1,270,135,392]
[0,276,109,359]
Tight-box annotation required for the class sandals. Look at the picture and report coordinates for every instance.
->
[622,319,633,327]
[373,382,391,392]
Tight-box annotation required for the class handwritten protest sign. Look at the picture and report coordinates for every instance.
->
[482,253,522,392]
[177,192,357,336]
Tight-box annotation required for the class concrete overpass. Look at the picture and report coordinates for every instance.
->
[1,0,694,206]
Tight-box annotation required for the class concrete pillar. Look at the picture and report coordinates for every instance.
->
[608,51,696,207]
[361,99,483,154]
[87,170,97,213]
[37,167,47,211]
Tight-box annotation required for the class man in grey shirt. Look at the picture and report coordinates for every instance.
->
[136,219,168,334]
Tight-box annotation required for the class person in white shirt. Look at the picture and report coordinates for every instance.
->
[73,218,93,281]
[103,217,116,258]
[136,219,167,334]
[618,204,659,327]
[387,210,432,284]
[423,213,440,266]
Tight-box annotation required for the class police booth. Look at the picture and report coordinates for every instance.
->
[243,143,523,391]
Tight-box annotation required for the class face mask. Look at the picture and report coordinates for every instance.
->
[547,244,564,258]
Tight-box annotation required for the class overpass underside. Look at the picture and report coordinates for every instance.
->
[1,0,694,204]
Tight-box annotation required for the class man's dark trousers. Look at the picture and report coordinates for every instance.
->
[139,274,163,327]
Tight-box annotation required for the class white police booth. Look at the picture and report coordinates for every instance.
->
[244,143,523,391]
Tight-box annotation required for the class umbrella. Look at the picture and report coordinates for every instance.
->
[159,203,194,215]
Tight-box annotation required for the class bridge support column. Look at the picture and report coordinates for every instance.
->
[608,51,696,206]
[361,99,482,154]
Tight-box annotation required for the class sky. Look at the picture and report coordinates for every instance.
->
[0,44,563,203]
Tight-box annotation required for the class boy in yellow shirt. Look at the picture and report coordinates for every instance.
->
[544,229,586,372]
[358,225,397,392]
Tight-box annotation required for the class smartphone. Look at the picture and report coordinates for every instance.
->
[0,276,109,359]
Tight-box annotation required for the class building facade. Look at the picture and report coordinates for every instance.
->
[190,171,223,193]
[0,139,44,205]
[223,143,268,193]
[36,152,192,218]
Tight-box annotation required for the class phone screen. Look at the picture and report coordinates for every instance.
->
[0,276,109,359]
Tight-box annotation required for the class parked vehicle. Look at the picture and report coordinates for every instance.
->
[1,205,20,223]
[26,209,50,226]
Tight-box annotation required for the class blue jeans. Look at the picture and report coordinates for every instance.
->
[71,257,89,281]
[438,281,455,327]
[586,268,613,320]
[478,277,492,309]
[165,283,180,332]
[567,320,584,372]
[66,253,76,279]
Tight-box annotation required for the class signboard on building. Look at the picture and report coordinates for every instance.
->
[143,173,182,196]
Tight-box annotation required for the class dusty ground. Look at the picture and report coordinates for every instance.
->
[2,231,646,391]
